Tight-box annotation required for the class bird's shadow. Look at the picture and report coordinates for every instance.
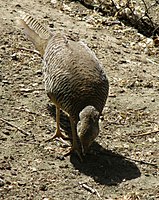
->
[70,143,141,185]
[47,103,141,185]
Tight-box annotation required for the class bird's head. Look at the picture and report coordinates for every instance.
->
[77,106,100,155]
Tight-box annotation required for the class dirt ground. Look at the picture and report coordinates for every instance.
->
[0,0,159,199]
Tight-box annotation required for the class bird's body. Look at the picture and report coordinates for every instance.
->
[44,33,108,122]
[17,12,109,159]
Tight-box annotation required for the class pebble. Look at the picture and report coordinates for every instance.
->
[35,70,42,76]
[40,184,48,191]
[0,178,5,187]
[56,155,65,161]
[2,130,10,136]
[11,53,19,61]
[17,181,26,186]
[11,170,17,176]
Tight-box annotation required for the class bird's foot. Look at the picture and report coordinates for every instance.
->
[45,129,69,143]
[64,146,83,162]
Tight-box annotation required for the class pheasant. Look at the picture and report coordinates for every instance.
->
[16,12,109,160]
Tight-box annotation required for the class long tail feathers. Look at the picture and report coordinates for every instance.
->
[16,11,51,56]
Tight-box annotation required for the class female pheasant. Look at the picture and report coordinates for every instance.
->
[17,12,109,160]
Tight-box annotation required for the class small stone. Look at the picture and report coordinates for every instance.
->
[11,170,17,176]
[51,0,57,5]
[15,4,21,8]
[11,53,19,61]
[22,93,28,97]
[56,155,65,161]
[10,155,14,160]
[100,115,104,121]
[145,173,150,177]
[119,89,126,93]
[35,70,42,76]
[18,181,26,186]
[0,178,5,187]
[30,167,37,172]
[40,184,48,191]
[49,22,54,28]
[2,130,10,136]
[2,80,11,84]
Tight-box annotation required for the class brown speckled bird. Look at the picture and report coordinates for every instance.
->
[17,12,109,160]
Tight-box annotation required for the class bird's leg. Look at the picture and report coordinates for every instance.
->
[64,117,83,161]
[45,106,68,143]
[54,106,63,138]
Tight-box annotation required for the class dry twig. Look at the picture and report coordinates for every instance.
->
[17,88,45,93]
[16,47,41,56]
[14,107,46,117]
[79,182,102,199]
[131,130,159,137]
[126,157,158,167]
[100,149,158,167]
[0,117,31,136]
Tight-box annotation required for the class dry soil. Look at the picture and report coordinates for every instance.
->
[0,0,159,199]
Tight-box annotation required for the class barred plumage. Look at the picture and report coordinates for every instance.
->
[17,12,109,160]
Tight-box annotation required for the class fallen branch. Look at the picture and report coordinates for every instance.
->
[130,130,159,137]
[0,117,31,136]
[75,0,159,37]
